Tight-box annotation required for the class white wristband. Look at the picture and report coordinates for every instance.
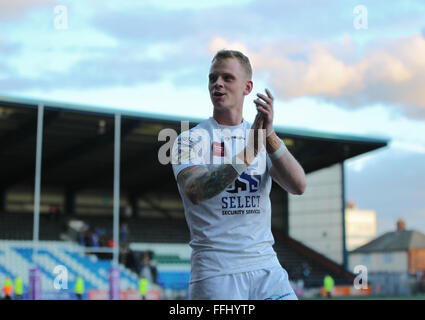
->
[268,141,287,160]
[231,155,248,175]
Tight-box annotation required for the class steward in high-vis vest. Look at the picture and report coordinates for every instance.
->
[3,277,13,300]
[138,277,148,300]
[75,276,85,300]
[324,274,335,298]
[14,277,24,300]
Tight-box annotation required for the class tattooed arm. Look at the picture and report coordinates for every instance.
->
[177,164,240,205]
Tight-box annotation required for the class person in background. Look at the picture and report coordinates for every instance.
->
[301,262,311,289]
[120,222,129,243]
[75,276,85,300]
[323,274,334,298]
[48,204,60,220]
[83,227,99,249]
[2,277,13,300]
[138,277,148,300]
[139,251,158,285]
[14,276,24,300]
[77,225,88,246]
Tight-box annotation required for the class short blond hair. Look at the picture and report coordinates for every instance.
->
[211,50,252,80]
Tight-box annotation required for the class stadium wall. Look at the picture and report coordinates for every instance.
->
[349,251,408,273]
[288,163,344,265]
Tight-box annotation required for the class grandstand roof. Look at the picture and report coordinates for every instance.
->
[351,230,425,253]
[0,95,389,195]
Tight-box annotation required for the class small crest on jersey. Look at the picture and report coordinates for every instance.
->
[212,141,225,157]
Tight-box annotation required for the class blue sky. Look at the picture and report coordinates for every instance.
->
[1,0,424,235]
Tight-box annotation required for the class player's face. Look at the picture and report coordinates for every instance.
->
[208,58,251,111]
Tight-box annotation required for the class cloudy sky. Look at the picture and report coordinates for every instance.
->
[1,0,424,235]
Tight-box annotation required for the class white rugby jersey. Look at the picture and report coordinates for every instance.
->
[172,117,281,283]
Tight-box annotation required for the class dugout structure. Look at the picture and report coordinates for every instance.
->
[0,95,388,284]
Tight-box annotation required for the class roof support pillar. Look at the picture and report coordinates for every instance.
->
[112,113,121,267]
[341,161,348,271]
[32,103,44,262]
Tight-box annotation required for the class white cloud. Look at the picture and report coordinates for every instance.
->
[0,0,56,21]
[390,140,425,154]
[208,33,425,120]
[208,37,249,55]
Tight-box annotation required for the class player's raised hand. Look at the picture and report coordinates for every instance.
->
[253,88,274,136]
[246,110,265,160]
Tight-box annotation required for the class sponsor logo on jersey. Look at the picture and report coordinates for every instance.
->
[221,170,262,216]
[212,141,225,157]
[226,172,261,193]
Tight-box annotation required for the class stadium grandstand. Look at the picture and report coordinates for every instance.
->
[0,95,388,299]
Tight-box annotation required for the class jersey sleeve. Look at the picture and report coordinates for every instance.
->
[171,130,209,180]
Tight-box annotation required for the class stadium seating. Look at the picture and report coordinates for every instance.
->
[71,215,190,243]
[0,241,139,298]
[272,230,355,287]
[0,211,354,293]
[0,240,192,299]
[0,212,191,243]
[0,212,65,241]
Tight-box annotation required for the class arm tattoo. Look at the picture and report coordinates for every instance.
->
[178,164,239,204]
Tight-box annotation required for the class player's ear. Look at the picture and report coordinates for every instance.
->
[243,79,253,96]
